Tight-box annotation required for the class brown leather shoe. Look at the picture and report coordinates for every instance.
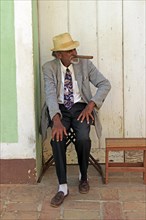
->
[79,180,90,194]
[50,191,68,207]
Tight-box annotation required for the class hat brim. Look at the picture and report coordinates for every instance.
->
[51,41,79,51]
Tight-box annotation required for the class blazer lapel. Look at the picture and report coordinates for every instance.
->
[73,62,89,103]
[55,60,62,96]
[73,63,83,95]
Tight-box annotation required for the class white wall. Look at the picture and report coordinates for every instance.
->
[1,1,36,159]
[38,0,146,163]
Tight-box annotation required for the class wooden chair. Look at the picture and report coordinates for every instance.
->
[38,128,104,183]
[105,138,146,184]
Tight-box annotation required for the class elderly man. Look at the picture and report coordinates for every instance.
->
[42,33,111,207]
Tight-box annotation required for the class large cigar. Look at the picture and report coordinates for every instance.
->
[73,55,93,59]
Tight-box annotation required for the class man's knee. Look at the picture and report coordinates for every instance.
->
[75,138,91,147]
[75,130,90,142]
[76,136,90,143]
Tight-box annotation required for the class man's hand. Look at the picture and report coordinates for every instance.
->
[52,114,67,142]
[77,101,95,124]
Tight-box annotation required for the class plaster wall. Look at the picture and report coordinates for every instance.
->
[1,0,18,142]
[1,0,36,160]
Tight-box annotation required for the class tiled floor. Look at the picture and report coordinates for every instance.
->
[0,165,146,220]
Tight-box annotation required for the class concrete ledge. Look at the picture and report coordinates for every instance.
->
[0,159,36,184]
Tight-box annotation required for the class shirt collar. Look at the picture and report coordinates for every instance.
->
[60,60,73,73]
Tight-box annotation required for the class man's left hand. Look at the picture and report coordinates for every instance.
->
[77,101,95,124]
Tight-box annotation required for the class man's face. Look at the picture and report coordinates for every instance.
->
[57,49,77,67]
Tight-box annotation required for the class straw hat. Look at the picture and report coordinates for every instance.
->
[51,33,79,51]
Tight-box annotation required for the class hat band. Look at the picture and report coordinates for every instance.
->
[56,41,76,50]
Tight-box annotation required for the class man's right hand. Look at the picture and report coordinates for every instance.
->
[52,114,67,142]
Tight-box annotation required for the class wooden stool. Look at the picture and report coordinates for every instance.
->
[105,138,146,184]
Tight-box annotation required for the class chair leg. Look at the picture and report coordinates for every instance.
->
[37,155,54,183]
[105,149,109,184]
[143,150,146,184]
[89,154,104,183]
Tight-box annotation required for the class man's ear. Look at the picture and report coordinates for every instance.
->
[55,52,62,59]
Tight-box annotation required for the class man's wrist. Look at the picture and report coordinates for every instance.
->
[52,113,61,122]
[88,101,96,108]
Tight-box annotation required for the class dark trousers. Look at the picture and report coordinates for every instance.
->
[51,103,92,184]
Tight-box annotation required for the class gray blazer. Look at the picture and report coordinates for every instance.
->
[42,58,111,139]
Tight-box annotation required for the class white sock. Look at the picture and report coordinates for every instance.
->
[79,170,81,181]
[58,184,68,196]
[79,170,88,181]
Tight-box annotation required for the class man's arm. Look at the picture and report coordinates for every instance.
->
[77,60,111,123]
[88,60,111,109]
[42,61,62,120]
